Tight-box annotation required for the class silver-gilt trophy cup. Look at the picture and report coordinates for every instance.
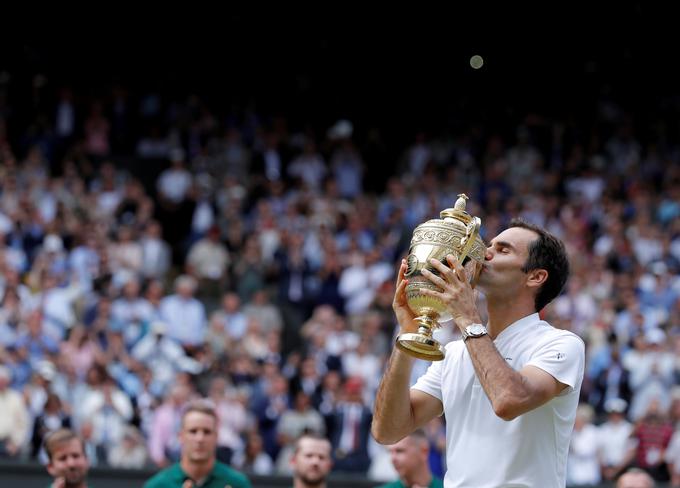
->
[396,194,486,361]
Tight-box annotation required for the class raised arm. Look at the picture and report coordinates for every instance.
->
[371,260,443,444]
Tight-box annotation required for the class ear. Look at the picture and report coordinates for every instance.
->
[46,463,56,477]
[527,269,548,289]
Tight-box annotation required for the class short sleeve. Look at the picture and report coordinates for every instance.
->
[525,331,585,391]
[411,357,444,403]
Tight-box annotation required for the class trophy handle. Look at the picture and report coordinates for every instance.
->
[458,217,481,264]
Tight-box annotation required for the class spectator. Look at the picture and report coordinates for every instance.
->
[231,430,274,476]
[327,376,372,474]
[567,404,601,486]
[290,433,333,488]
[143,399,251,487]
[79,373,134,461]
[44,428,91,488]
[107,425,149,469]
[186,225,230,308]
[625,398,674,482]
[139,221,172,280]
[147,382,193,467]
[0,364,29,458]
[159,275,207,348]
[31,392,71,459]
[377,429,443,488]
[275,391,325,474]
[207,376,249,465]
[599,398,636,482]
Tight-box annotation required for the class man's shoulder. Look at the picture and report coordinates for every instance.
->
[536,320,585,348]
[212,462,251,487]
[143,464,181,488]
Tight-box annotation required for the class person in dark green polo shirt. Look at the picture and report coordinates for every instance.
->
[144,399,251,488]
[44,428,91,488]
[377,430,443,488]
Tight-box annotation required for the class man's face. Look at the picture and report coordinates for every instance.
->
[476,227,537,294]
[180,411,218,464]
[47,439,88,486]
[388,437,424,479]
[291,438,333,486]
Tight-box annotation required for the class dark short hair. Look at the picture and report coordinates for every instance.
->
[508,219,570,312]
[181,398,218,426]
[43,428,84,461]
[294,432,331,453]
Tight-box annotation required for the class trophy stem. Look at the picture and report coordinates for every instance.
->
[415,313,438,334]
[396,309,445,361]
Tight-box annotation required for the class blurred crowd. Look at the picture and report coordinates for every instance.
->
[0,74,678,486]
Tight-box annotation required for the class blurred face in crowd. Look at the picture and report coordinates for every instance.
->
[180,411,218,465]
[388,435,428,481]
[291,437,333,486]
[617,470,655,488]
[47,439,89,487]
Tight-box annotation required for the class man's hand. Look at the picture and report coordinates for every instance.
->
[393,259,418,334]
[51,477,66,488]
[420,254,482,332]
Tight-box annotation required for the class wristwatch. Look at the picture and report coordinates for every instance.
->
[462,323,488,342]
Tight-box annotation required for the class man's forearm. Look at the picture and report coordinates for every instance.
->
[465,335,531,420]
[371,348,416,444]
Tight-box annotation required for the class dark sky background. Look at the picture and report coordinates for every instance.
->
[2,5,678,139]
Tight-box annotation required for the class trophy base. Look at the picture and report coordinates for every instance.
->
[396,333,445,361]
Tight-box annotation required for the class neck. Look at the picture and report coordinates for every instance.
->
[180,457,215,482]
[66,482,87,488]
[403,469,432,487]
[485,298,536,339]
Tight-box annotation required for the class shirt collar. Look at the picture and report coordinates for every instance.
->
[171,462,217,486]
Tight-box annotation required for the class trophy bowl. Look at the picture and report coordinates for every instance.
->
[396,194,486,361]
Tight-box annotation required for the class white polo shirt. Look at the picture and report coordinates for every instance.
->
[412,313,585,488]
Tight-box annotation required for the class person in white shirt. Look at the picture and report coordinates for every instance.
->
[140,221,171,280]
[567,404,601,486]
[159,275,207,348]
[372,219,585,487]
[0,365,29,457]
[599,398,635,482]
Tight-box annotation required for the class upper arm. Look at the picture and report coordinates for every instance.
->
[518,365,569,408]
[494,365,570,421]
[506,331,585,418]
[410,389,444,429]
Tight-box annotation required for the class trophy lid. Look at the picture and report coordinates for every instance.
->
[440,194,473,224]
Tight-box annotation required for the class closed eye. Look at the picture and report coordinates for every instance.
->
[491,240,515,254]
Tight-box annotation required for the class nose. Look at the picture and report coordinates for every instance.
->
[484,248,493,261]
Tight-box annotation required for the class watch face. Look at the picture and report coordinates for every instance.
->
[467,324,486,336]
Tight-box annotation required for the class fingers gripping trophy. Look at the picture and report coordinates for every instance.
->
[396,194,486,361]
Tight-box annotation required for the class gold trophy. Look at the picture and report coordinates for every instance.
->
[396,194,486,361]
